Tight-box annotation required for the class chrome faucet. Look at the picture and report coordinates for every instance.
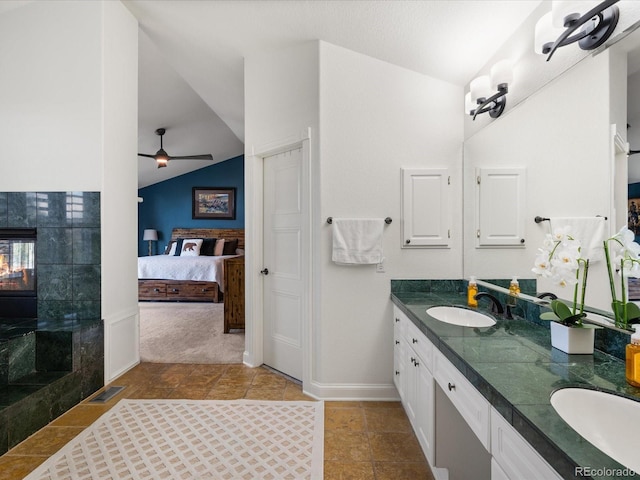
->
[474,292,505,315]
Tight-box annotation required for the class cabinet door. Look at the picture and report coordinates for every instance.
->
[476,167,526,247]
[491,408,562,480]
[491,458,511,480]
[404,339,419,425]
[402,168,451,248]
[393,308,406,401]
[415,358,435,464]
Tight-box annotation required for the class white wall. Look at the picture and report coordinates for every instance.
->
[0,1,139,381]
[316,42,462,393]
[0,1,103,190]
[101,1,140,381]
[464,51,616,310]
[244,41,320,373]
[245,40,462,399]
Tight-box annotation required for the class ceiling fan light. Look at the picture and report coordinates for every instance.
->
[156,159,168,168]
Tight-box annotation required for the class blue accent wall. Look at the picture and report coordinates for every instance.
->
[137,155,244,256]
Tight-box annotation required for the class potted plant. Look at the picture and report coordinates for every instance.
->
[603,226,640,330]
[532,227,599,354]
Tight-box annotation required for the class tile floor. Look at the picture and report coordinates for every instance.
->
[0,363,434,480]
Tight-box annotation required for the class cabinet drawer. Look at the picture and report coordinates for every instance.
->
[393,306,406,340]
[166,283,216,299]
[405,320,433,371]
[138,281,166,298]
[491,408,562,480]
[433,349,490,450]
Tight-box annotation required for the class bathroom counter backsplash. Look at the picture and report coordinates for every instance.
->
[390,279,640,480]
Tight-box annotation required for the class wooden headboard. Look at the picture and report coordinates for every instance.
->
[170,228,245,250]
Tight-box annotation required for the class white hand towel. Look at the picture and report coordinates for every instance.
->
[549,217,607,262]
[331,218,385,265]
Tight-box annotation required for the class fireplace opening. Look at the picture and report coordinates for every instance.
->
[0,228,37,319]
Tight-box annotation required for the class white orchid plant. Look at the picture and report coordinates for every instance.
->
[532,226,592,327]
[603,226,640,329]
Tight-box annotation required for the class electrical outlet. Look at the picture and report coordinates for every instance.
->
[376,261,385,273]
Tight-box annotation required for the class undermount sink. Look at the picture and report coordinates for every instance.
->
[426,306,496,328]
[550,387,640,472]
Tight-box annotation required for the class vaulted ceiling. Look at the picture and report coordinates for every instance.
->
[124,0,544,187]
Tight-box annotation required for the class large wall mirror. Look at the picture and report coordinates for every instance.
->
[462,20,640,322]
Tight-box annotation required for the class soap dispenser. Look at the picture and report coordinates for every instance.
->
[626,324,640,388]
[507,276,520,306]
[468,276,478,308]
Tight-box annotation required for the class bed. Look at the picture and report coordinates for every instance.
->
[138,228,245,304]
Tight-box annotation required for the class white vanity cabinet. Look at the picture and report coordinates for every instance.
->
[393,306,435,464]
[392,305,563,480]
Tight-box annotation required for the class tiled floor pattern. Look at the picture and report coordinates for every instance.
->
[0,363,434,479]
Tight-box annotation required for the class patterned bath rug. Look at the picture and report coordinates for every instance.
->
[25,399,324,480]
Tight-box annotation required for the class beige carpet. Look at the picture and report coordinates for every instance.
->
[139,302,245,364]
[25,399,324,480]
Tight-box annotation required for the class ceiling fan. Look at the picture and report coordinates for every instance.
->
[138,128,213,168]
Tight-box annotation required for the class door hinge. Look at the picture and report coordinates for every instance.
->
[448,176,451,185]
[477,176,481,185]
[477,229,481,238]
[448,229,451,238]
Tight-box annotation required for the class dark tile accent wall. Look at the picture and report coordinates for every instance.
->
[0,191,103,454]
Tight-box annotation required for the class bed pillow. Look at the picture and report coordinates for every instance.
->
[165,241,176,255]
[213,238,225,256]
[200,238,216,256]
[222,238,239,255]
[179,238,203,256]
[172,239,184,256]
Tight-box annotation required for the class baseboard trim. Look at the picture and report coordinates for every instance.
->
[303,380,400,401]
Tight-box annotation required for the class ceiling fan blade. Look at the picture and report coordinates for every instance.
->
[169,154,214,161]
[138,153,157,158]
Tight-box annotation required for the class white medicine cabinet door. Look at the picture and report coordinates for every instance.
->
[401,168,451,248]
[475,167,526,247]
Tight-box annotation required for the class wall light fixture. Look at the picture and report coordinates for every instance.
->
[465,60,513,121]
[535,0,620,61]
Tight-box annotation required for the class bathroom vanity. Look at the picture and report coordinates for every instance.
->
[391,280,640,480]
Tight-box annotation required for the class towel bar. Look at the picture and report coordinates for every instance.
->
[327,217,392,225]
[534,215,607,224]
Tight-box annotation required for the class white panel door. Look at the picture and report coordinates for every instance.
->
[476,167,527,247]
[401,168,451,248]
[263,147,303,381]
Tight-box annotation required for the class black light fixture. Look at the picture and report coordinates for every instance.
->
[535,0,620,62]
[465,60,513,121]
[138,128,213,169]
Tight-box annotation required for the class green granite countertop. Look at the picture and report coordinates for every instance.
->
[391,290,640,480]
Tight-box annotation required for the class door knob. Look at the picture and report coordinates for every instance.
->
[260,268,269,275]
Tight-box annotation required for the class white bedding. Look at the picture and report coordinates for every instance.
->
[137,255,238,293]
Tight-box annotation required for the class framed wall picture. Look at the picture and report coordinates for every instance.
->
[192,187,236,220]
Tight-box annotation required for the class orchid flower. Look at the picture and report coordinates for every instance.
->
[532,227,588,322]
[603,226,640,329]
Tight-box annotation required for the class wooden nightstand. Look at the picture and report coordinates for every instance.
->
[223,256,245,332]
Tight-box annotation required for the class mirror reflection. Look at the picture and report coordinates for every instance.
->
[463,21,640,332]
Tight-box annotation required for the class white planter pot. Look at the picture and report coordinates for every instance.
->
[550,322,595,354]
